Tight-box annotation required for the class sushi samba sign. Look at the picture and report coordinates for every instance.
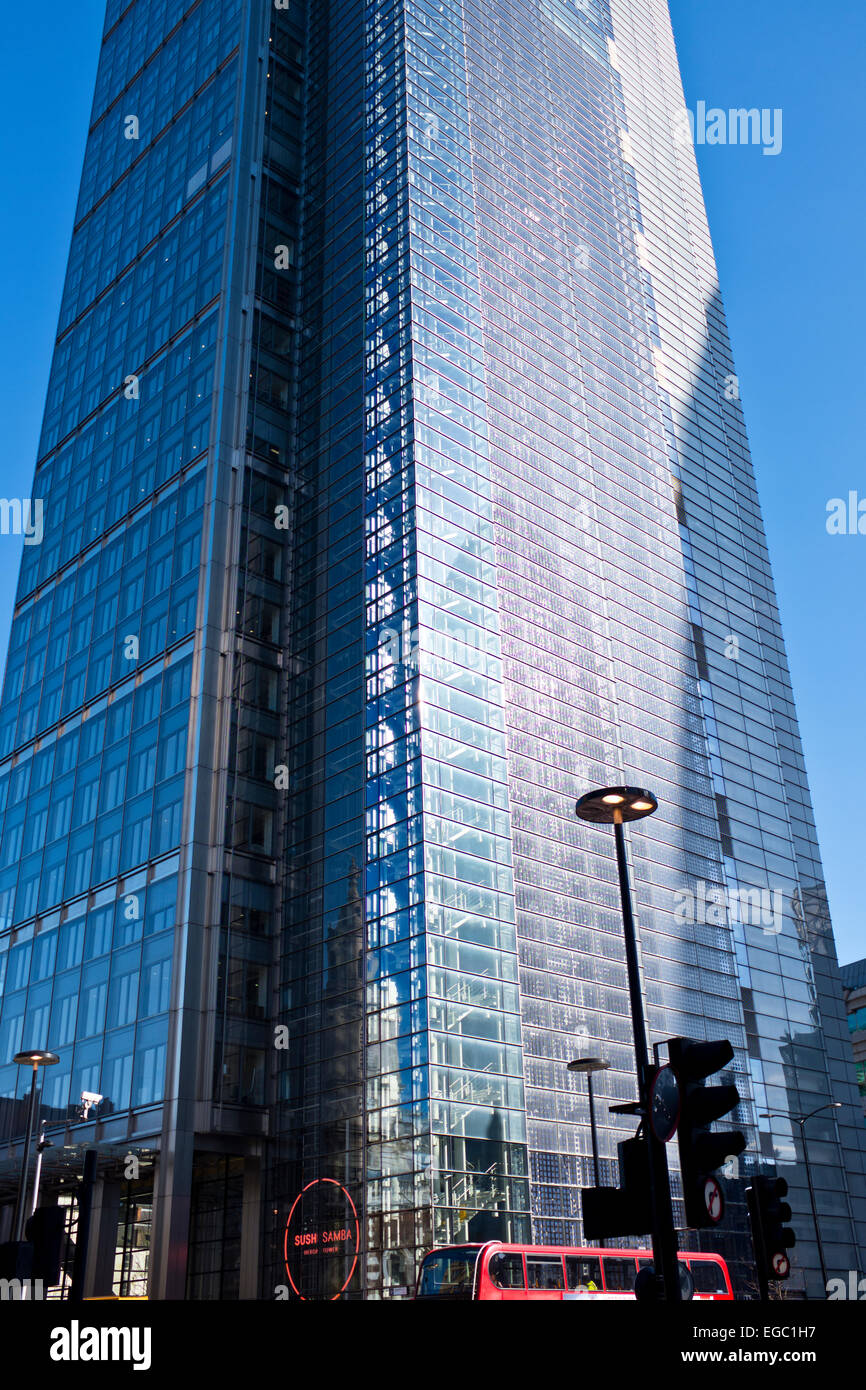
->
[283,1178,360,1300]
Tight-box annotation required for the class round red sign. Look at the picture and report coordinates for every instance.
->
[283,1178,360,1301]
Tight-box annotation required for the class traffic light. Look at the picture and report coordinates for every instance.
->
[668,1037,746,1228]
[582,1135,652,1239]
[747,1176,795,1284]
[25,1205,67,1285]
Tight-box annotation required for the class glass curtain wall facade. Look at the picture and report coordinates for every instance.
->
[0,0,863,1300]
[604,0,865,1295]
[0,0,257,1300]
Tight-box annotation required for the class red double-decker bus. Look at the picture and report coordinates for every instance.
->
[415,1242,733,1300]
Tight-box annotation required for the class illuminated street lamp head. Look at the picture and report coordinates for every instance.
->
[575,786,658,824]
[13,1050,60,1069]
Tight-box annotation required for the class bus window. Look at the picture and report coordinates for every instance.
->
[416,1248,479,1300]
[689,1260,727,1295]
[565,1255,601,1291]
[526,1256,565,1291]
[489,1253,525,1290]
[602,1257,637,1292]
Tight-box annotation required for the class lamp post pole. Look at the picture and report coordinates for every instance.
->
[587,1070,600,1189]
[11,1051,60,1243]
[567,1057,610,1191]
[612,818,651,1076]
[576,786,681,1302]
[761,1102,841,1296]
[801,1126,825,1291]
[611,814,680,1303]
[12,1064,41,1243]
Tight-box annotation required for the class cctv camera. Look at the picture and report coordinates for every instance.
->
[81,1091,103,1105]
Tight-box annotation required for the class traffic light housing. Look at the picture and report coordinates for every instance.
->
[668,1037,746,1228]
[25,1205,67,1285]
[747,1176,795,1283]
[0,1240,33,1280]
[582,1136,652,1239]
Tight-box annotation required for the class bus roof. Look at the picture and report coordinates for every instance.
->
[421,1242,726,1262]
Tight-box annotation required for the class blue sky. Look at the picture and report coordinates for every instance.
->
[0,1,862,964]
[668,0,866,967]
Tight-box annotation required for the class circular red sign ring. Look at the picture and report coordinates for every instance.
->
[283,1178,360,1301]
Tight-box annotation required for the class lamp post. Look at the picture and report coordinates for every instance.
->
[575,785,681,1301]
[760,1101,842,1294]
[11,1050,59,1243]
[567,1056,610,1189]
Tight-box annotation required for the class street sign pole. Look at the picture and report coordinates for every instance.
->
[612,819,681,1302]
[746,1182,770,1302]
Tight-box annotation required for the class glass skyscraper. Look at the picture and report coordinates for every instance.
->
[0,0,863,1300]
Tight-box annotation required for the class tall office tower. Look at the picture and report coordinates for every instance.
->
[841,961,866,1119]
[0,0,863,1300]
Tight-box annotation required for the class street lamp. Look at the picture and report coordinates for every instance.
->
[11,1050,59,1243]
[760,1101,842,1293]
[575,787,657,1084]
[567,1056,610,1189]
[574,786,681,1300]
